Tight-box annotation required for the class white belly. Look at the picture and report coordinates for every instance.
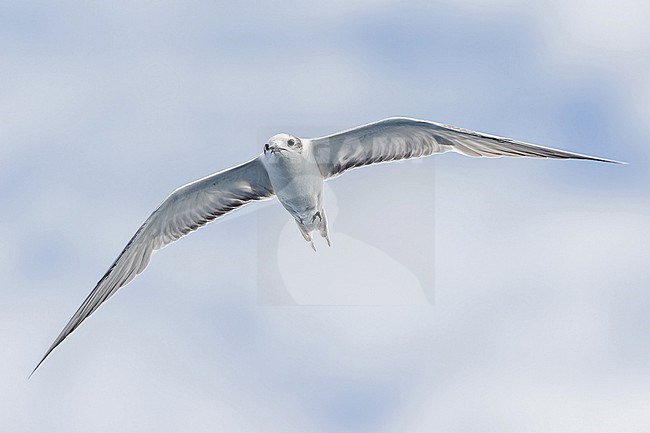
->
[263,151,323,222]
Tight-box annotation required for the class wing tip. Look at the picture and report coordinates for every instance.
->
[573,154,627,165]
[29,330,69,379]
[29,349,52,379]
[599,158,627,165]
[353,118,628,163]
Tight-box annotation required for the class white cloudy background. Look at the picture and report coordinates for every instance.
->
[2,0,649,432]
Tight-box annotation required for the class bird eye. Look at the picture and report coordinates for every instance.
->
[287,138,295,146]
[264,143,270,151]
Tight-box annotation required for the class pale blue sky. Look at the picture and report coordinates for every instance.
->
[2,1,649,432]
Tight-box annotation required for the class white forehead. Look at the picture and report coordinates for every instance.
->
[268,133,293,143]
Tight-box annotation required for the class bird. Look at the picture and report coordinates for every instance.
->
[31,116,623,375]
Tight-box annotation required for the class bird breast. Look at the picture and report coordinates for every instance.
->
[264,151,323,219]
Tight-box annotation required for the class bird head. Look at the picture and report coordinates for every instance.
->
[263,133,303,157]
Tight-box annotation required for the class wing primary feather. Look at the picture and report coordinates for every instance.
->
[31,157,273,377]
[310,117,624,179]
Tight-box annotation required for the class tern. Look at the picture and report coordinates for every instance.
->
[32,117,622,375]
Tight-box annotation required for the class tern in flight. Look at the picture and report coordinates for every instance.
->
[32,117,622,375]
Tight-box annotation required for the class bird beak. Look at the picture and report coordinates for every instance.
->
[267,145,286,155]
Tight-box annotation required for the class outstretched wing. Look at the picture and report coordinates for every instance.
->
[310,117,622,179]
[33,156,274,375]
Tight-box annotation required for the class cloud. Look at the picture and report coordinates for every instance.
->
[2,0,649,432]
